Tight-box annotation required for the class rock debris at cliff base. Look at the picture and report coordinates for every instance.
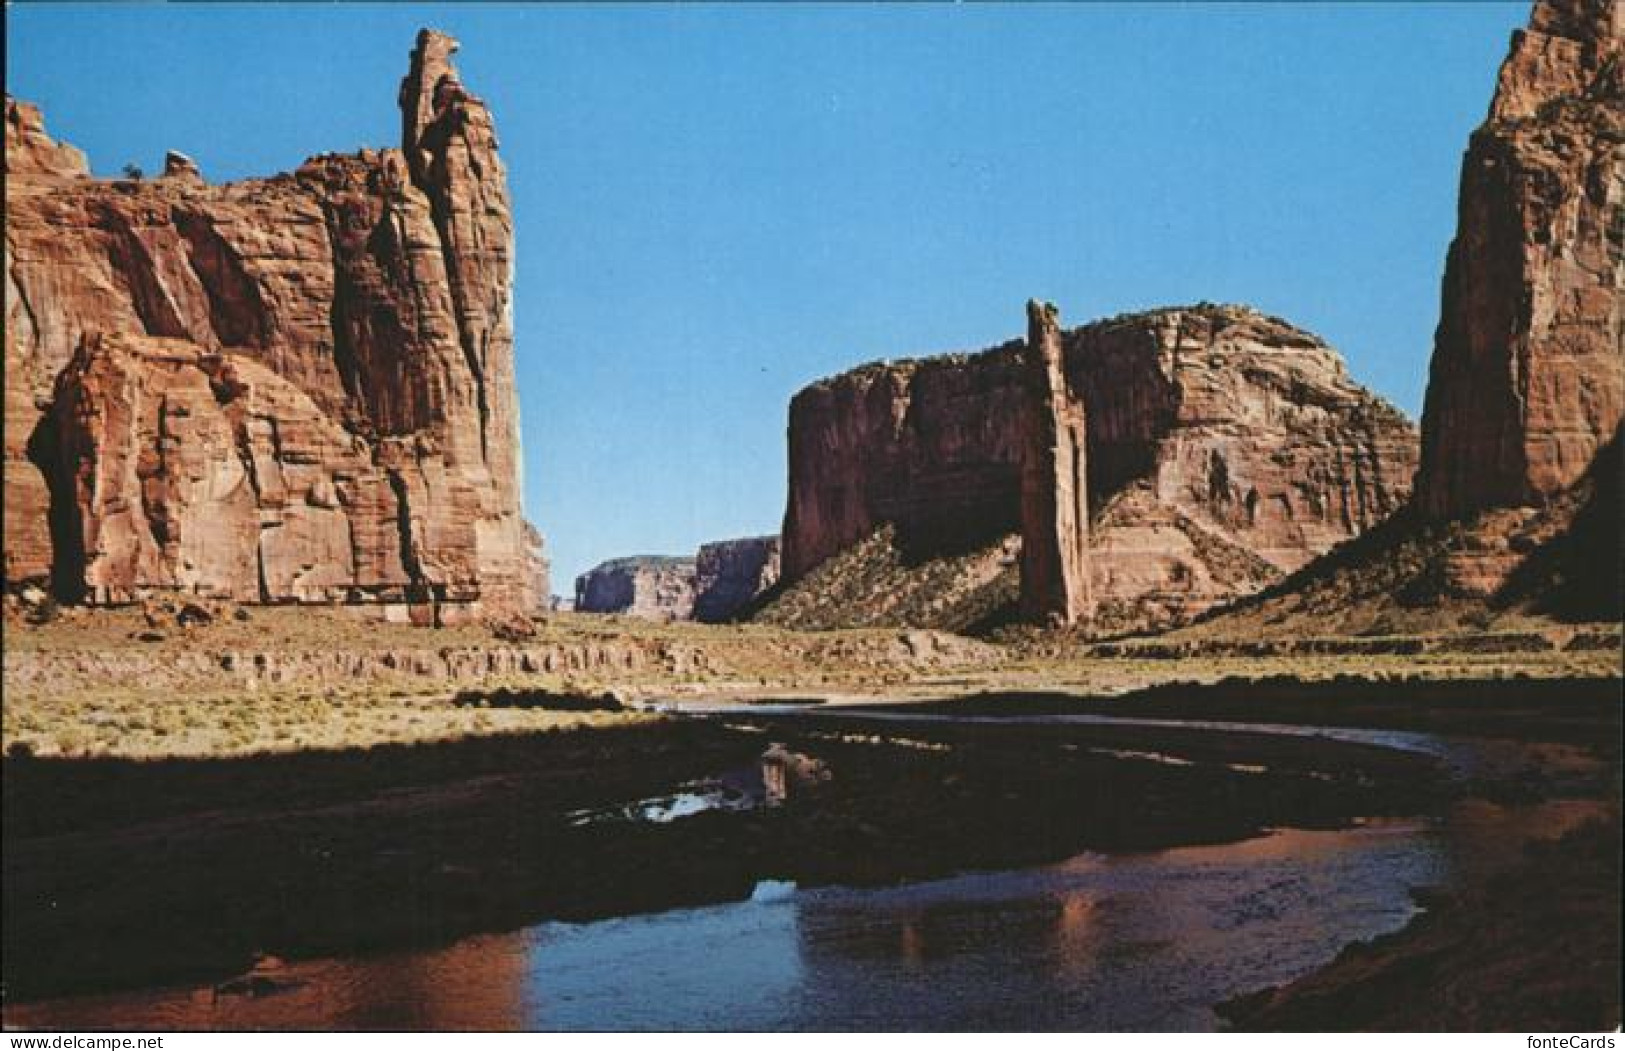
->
[774,302,1418,633]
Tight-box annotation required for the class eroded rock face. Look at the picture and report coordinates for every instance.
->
[4,98,88,178]
[780,304,1418,629]
[4,29,538,614]
[1415,0,1623,520]
[52,334,389,604]
[574,557,698,621]
[1019,300,1092,626]
[693,535,781,623]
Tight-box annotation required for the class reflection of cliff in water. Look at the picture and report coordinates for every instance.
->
[4,934,532,1032]
[13,724,1605,1032]
[773,824,1445,1031]
[315,936,530,1031]
[4,822,1442,1032]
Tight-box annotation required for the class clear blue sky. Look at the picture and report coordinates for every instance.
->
[7,2,1527,589]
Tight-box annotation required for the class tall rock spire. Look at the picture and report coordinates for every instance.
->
[395,28,527,602]
[1019,299,1092,626]
[1414,0,1623,519]
[399,29,461,183]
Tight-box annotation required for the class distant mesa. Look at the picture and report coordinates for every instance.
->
[574,536,781,624]
[3,29,546,623]
[575,556,698,621]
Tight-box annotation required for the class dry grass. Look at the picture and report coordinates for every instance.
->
[0,604,999,758]
[5,596,1618,761]
[1,678,656,760]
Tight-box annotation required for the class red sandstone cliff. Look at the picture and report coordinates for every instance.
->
[1415,0,1622,520]
[778,304,1417,630]
[1149,0,1623,631]
[4,30,540,617]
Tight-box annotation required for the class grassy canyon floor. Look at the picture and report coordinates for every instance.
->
[3,604,1616,758]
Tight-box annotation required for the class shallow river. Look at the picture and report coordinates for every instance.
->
[9,818,1445,1030]
[14,708,1545,1031]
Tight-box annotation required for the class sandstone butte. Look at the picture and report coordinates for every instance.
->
[4,30,544,622]
[574,536,782,624]
[574,556,700,622]
[778,302,1419,630]
[1415,0,1622,522]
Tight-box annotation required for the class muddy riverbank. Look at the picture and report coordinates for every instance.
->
[871,675,1622,745]
[1219,809,1620,1031]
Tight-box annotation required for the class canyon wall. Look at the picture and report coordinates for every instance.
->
[574,557,698,621]
[780,304,1418,628]
[573,536,782,623]
[4,30,541,618]
[1415,0,1622,519]
[693,535,781,623]
[1144,0,1621,632]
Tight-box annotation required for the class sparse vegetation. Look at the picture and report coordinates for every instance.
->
[1,590,1617,762]
[755,524,1021,632]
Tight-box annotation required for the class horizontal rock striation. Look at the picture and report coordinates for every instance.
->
[574,557,698,621]
[4,29,540,617]
[780,304,1418,630]
[1415,0,1623,520]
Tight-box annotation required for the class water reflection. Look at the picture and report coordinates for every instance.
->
[4,821,1446,1031]
[4,934,530,1031]
[771,823,1443,1031]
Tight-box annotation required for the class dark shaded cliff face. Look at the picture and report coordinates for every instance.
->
[779,304,1418,629]
[1415,0,1622,520]
[3,30,538,615]
[574,557,698,620]
[693,536,781,623]
[782,345,1029,584]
